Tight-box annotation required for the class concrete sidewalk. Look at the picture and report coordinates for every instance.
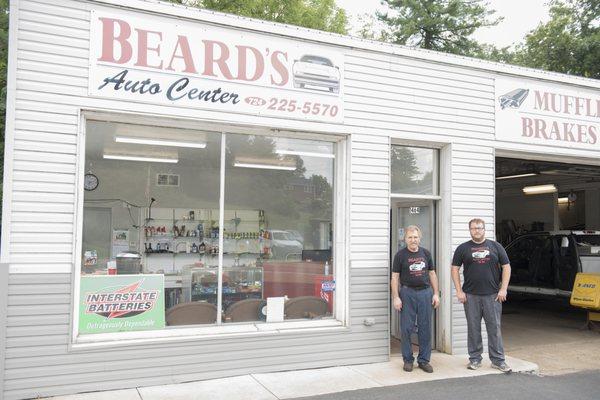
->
[43,353,538,400]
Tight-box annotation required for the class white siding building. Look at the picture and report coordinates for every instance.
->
[1,1,599,399]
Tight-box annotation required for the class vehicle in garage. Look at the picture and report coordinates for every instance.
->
[506,231,600,297]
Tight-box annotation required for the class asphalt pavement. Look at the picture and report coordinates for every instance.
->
[295,370,600,400]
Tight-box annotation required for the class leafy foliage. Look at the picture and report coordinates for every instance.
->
[377,0,502,55]
[170,0,348,34]
[512,0,600,78]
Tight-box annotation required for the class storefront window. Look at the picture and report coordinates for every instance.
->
[222,134,335,323]
[79,120,336,336]
[390,146,437,195]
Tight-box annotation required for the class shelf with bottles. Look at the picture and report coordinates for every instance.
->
[144,241,219,255]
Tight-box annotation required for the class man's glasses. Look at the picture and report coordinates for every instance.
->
[470,227,485,231]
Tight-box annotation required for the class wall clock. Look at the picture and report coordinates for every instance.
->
[84,173,99,191]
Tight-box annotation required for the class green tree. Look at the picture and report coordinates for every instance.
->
[171,0,347,34]
[377,0,501,55]
[390,146,420,191]
[513,0,600,78]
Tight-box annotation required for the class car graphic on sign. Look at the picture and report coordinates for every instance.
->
[409,261,426,271]
[293,55,340,94]
[472,250,490,259]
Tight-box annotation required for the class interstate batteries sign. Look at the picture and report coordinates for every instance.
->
[89,9,344,122]
[79,275,165,334]
[496,76,600,150]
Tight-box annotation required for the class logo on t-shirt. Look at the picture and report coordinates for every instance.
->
[409,261,426,272]
[471,247,491,264]
[472,250,490,259]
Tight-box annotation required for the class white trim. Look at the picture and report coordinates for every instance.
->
[71,319,346,349]
[390,194,442,200]
[276,150,335,159]
[69,111,347,343]
[217,133,226,325]
[438,144,453,353]
[86,0,600,90]
[0,0,20,264]
[334,137,350,325]
[83,109,350,138]
[495,148,600,166]
[72,112,88,341]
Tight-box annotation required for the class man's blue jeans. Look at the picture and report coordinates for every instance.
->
[399,285,433,364]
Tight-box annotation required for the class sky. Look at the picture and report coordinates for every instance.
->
[337,0,551,48]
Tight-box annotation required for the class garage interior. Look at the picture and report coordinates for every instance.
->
[496,157,600,374]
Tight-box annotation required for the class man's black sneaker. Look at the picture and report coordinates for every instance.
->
[403,362,413,372]
[418,363,433,373]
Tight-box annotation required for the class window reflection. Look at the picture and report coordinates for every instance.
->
[390,146,436,195]
[223,134,335,322]
[81,121,221,327]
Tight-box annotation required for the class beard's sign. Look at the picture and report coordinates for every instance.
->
[89,9,344,122]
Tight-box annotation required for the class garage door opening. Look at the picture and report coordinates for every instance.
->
[496,156,600,374]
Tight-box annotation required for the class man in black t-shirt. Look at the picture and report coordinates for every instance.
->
[451,218,512,373]
[391,225,439,373]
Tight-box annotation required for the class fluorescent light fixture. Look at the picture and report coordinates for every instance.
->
[275,149,335,159]
[558,197,569,204]
[115,136,206,149]
[103,154,178,163]
[522,184,557,195]
[496,173,538,180]
[234,162,295,171]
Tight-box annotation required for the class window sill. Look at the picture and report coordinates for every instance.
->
[70,319,347,351]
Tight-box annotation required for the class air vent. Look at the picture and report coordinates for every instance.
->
[156,173,180,187]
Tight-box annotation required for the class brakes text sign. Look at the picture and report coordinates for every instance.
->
[496,77,600,150]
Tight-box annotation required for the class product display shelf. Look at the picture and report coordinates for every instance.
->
[182,264,264,308]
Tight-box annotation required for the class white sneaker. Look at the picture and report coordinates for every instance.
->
[491,362,512,373]
[467,360,481,370]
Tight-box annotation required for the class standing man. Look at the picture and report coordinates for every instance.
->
[392,225,440,373]
[451,218,512,372]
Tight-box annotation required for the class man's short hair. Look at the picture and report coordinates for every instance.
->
[468,218,486,229]
[404,225,422,239]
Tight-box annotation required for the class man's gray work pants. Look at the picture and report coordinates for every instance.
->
[464,293,505,364]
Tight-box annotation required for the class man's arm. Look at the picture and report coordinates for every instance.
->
[496,263,511,302]
[429,270,440,308]
[391,272,402,310]
[451,265,466,303]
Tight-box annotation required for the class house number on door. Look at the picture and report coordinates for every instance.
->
[409,207,421,214]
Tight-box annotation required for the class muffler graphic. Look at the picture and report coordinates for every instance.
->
[499,88,529,109]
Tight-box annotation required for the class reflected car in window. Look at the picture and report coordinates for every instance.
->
[285,230,304,244]
[293,55,340,94]
[268,230,303,260]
